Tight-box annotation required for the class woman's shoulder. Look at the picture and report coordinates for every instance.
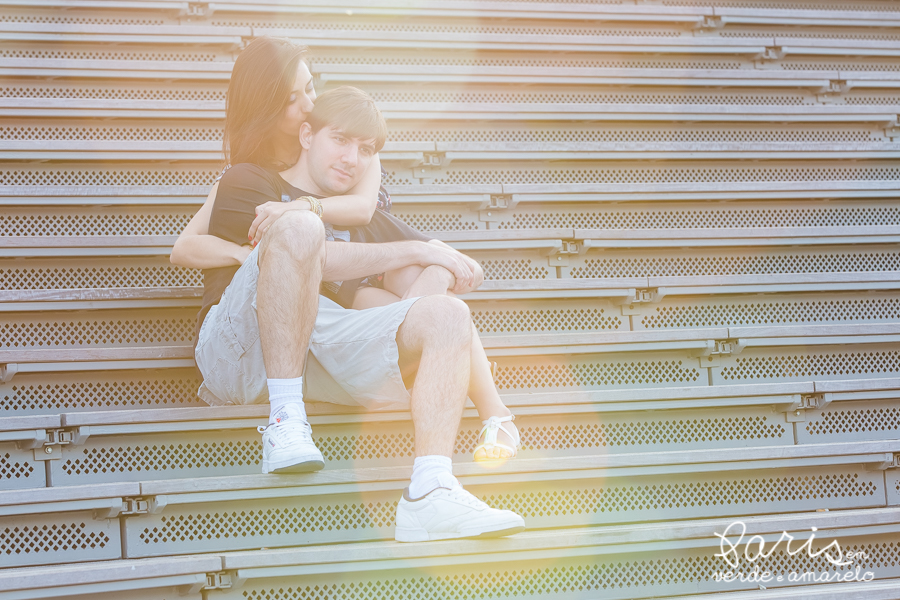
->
[218,162,280,186]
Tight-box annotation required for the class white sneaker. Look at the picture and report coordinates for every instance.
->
[257,404,324,474]
[394,484,525,542]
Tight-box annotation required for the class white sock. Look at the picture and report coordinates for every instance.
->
[267,376,307,424]
[408,455,458,499]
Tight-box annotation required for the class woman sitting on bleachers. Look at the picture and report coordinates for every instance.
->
[170,36,519,462]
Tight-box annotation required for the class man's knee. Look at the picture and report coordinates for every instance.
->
[406,295,471,344]
[260,210,325,261]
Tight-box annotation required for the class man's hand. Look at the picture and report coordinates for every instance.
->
[422,239,484,294]
[248,200,310,246]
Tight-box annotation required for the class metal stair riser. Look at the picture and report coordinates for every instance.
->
[495,350,707,392]
[633,292,900,331]
[566,244,900,281]
[41,407,795,486]
[888,473,900,506]
[0,441,45,489]
[122,464,885,558]
[712,344,900,386]
[0,368,205,417]
[469,297,629,336]
[47,429,265,486]
[391,200,900,235]
[799,398,900,445]
[208,532,900,600]
[0,511,120,569]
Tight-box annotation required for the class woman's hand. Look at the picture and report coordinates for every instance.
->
[248,200,310,246]
[171,181,255,269]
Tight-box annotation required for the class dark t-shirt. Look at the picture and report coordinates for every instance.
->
[196,163,430,342]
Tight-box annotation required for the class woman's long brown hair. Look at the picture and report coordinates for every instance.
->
[223,37,308,170]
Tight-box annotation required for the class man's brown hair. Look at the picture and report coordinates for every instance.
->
[306,86,387,152]
[223,36,308,170]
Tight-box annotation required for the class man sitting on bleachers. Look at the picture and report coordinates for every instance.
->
[191,86,525,542]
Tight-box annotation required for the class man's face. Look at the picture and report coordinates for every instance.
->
[299,123,377,196]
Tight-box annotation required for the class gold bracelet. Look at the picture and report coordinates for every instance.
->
[299,195,323,218]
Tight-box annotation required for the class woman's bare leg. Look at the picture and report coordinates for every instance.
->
[351,286,401,310]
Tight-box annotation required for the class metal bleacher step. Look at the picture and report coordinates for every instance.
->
[3,322,899,379]
[2,375,897,490]
[4,140,899,163]
[201,507,900,599]
[4,98,898,125]
[5,55,900,93]
[0,440,897,568]
[0,22,249,48]
[3,507,900,600]
[6,0,900,30]
[0,553,218,600]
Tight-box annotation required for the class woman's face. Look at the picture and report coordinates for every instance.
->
[278,60,316,137]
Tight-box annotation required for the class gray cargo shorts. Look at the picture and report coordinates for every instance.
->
[195,245,420,410]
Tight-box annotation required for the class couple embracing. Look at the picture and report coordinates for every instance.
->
[170,37,526,542]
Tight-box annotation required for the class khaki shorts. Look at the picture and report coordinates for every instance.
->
[195,245,420,411]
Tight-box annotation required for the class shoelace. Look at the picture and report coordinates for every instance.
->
[445,486,490,509]
[257,419,314,442]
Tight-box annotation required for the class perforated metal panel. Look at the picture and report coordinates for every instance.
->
[493,201,900,231]
[470,299,624,335]
[570,247,900,278]
[395,200,900,234]
[0,165,217,187]
[212,534,900,600]
[0,512,120,568]
[317,53,743,71]
[477,255,552,281]
[495,352,704,392]
[426,162,900,187]
[48,430,263,486]
[251,21,685,40]
[0,442,43,489]
[0,369,204,416]
[126,464,884,558]
[0,47,225,61]
[390,124,882,145]
[390,208,480,233]
[0,207,194,237]
[0,83,227,103]
[372,88,811,106]
[636,293,900,330]
[0,123,222,143]
[483,467,884,526]
[661,0,898,10]
[0,258,201,291]
[799,399,900,444]
[714,345,900,385]
[516,407,792,455]
[888,473,900,506]
[2,309,195,350]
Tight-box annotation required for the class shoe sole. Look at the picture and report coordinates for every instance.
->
[263,457,325,474]
[394,522,525,543]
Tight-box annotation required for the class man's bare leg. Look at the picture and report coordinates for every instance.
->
[365,265,518,458]
[396,294,471,458]
[393,294,525,541]
[255,211,326,473]
[257,210,325,378]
